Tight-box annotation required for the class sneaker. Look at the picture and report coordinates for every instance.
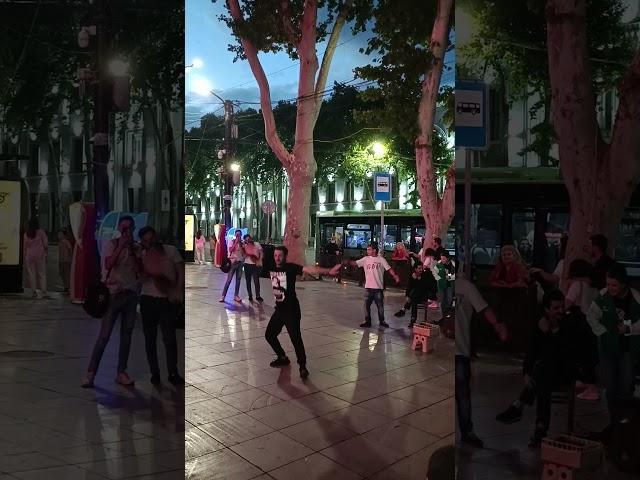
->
[150,374,161,385]
[256,296,264,303]
[299,366,309,379]
[219,297,225,303]
[32,291,38,298]
[577,385,600,401]
[168,373,185,385]
[461,432,484,449]
[248,296,253,302]
[233,296,242,303]
[360,321,372,328]
[115,372,135,386]
[380,321,390,328]
[496,405,523,424]
[81,372,95,388]
[269,356,291,368]
[394,309,406,318]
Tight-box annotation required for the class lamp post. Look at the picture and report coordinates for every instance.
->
[369,142,388,251]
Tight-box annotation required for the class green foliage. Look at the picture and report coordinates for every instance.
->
[213,0,368,61]
[461,0,634,164]
[1,1,184,136]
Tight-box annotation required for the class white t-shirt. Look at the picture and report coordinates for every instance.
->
[141,244,184,298]
[243,242,263,266]
[552,259,564,283]
[566,280,598,315]
[356,255,391,290]
[102,239,140,294]
[455,277,489,357]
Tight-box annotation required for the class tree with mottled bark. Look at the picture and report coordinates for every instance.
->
[545,0,640,285]
[217,0,356,264]
[354,0,454,239]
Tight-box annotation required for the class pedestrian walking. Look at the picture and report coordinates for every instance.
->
[139,226,185,386]
[23,217,49,299]
[82,215,140,388]
[220,229,245,303]
[265,246,341,379]
[243,234,263,303]
[194,230,206,265]
[343,244,400,328]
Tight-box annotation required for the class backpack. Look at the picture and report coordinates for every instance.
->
[83,277,110,318]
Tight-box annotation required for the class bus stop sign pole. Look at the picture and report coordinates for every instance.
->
[374,173,392,254]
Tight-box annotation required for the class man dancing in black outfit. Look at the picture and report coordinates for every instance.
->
[266,246,341,379]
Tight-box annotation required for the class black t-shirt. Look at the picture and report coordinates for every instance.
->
[614,290,633,352]
[270,263,304,309]
[326,242,340,255]
[592,254,615,290]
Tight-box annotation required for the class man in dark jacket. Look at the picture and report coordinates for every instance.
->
[495,290,583,448]
[394,262,437,327]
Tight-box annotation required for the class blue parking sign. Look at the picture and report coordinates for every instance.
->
[374,173,392,202]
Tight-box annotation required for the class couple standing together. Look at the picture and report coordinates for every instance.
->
[219,230,264,303]
[81,216,184,388]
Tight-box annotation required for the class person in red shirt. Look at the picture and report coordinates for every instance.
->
[490,245,529,288]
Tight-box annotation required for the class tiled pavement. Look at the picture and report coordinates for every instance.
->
[184,264,455,480]
[0,291,185,479]
[458,351,638,479]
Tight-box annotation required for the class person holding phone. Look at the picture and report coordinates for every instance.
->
[220,229,245,303]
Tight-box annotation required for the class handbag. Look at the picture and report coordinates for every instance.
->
[83,269,112,318]
[220,257,231,273]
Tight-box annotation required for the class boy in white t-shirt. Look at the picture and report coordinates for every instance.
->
[345,244,400,328]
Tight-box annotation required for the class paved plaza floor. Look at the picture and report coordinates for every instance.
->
[184,264,455,480]
[0,291,185,479]
[458,351,638,479]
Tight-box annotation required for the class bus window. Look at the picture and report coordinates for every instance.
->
[512,210,535,267]
[400,226,412,251]
[457,204,502,266]
[344,228,372,249]
[543,212,569,273]
[321,224,343,250]
[374,225,398,251]
[616,211,640,270]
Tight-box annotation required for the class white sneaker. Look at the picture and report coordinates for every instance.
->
[577,385,600,401]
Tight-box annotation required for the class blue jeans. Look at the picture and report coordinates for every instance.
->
[364,288,385,324]
[599,349,635,424]
[222,261,243,298]
[87,290,138,374]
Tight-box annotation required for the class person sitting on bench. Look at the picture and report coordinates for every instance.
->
[495,290,584,448]
[394,262,437,328]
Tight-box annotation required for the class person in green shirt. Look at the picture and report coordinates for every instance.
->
[587,262,640,430]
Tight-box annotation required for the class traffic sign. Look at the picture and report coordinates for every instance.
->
[262,200,275,215]
[373,173,392,202]
[455,80,488,149]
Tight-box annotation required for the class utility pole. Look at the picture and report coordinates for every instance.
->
[92,0,110,224]
[223,99,234,230]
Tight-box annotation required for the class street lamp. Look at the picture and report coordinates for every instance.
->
[230,162,240,172]
[108,59,129,77]
[371,141,387,159]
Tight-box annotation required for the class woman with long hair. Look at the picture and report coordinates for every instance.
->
[23,217,49,298]
[194,229,206,265]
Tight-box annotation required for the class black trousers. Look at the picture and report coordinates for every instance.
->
[518,357,574,432]
[404,288,430,321]
[140,295,178,377]
[265,303,306,366]
[456,355,473,436]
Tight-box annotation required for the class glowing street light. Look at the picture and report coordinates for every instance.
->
[108,59,129,77]
[230,162,241,172]
[371,141,387,159]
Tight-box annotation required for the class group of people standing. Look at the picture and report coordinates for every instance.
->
[81,215,185,388]
[457,232,640,450]
[22,217,74,298]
